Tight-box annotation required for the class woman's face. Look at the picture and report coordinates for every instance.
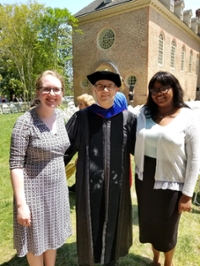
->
[78,100,87,110]
[150,81,174,108]
[37,74,63,109]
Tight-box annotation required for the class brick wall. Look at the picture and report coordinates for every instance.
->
[73,4,200,105]
[149,7,200,101]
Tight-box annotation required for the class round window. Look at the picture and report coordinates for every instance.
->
[98,28,115,50]
[81,77,89,89]
[127,75,137,86]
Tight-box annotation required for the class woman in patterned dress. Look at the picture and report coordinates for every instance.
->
[9,70,72,266]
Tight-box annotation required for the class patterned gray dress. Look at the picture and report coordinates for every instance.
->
[9,108,72,257]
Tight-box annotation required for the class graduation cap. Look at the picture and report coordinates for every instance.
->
[87,71,121,88]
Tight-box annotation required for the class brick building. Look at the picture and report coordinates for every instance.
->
[72,0,200,105]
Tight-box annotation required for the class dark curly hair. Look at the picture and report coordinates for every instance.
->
[144,71,189,118]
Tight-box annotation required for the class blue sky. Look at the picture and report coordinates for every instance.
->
[1,0,200,15]
[1,0,92,14]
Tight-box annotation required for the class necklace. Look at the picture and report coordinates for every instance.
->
[158,113,170,118]
[158,109,175,119]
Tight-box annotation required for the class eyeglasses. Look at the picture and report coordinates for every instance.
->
[150,85,171,96]
[40,87,62,95]
[94,84,116,91]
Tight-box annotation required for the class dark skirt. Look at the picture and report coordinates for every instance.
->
[135,156,182,252]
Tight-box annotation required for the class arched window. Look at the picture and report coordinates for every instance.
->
[196,54,199,76]
[158,33,164,65]
[170,40,176,68]
[181,46,185,72]
[189,50,193,73]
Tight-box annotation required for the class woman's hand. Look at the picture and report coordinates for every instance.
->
[10,169,31,226]
[178,194,192,213]
[17,203,31,226]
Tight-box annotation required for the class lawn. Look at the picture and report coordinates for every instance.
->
[0,113,200,266]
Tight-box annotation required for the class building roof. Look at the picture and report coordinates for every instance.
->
[75,0,133,17]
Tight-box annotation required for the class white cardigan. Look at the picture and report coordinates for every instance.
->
[134,107,200,197]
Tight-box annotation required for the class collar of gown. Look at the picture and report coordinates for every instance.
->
[88,102,127,119]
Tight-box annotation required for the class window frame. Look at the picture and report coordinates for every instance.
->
[181,45,185,72]
[97,28,116,51]
[189,50,193,74]
[170,39,176,69]
[196,54,199,76]
[158,33,164,66]
[80,77,89,89]
[124,74,137,88]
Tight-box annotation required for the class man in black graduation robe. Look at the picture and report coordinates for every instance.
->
[65,71,137,266]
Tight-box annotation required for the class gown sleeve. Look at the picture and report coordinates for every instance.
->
[64,111,83,165]
[127,112,137,156]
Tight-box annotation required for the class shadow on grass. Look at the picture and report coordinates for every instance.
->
[192,192,200,210]
[120,253,152,266]
[132,204,139,226]
[0,243,153,266]
[0,255,28,266]
[0,197,146,265]
[191,206,200,214]
[0,242,77,266]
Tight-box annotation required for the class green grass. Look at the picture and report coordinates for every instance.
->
[0,113,200,266]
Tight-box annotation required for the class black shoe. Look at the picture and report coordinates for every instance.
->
[68,184,75,193]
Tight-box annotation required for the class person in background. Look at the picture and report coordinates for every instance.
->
[30,97,41,108]
[18,94,24,102]
[2,95,8,102]
[77,93,96,110]
[65,70,137,266]
[9,70,72,266]
[68,93,96,193]
[134,71,200,266]
[12,94,19,102]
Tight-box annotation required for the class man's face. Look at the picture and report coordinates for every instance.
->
[93,79,119,108]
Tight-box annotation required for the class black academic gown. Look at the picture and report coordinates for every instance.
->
[65,106,137,265]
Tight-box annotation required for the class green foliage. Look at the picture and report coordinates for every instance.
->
[0,1,79,101]
[35,7,78,93]
[0,56,24,100]
[0,113,200,265]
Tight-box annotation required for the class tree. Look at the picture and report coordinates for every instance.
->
[36,7,79,94]
[0,55,24,100]
[0,1,79,101]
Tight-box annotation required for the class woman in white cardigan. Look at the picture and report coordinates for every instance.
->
[134,71,200,266]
